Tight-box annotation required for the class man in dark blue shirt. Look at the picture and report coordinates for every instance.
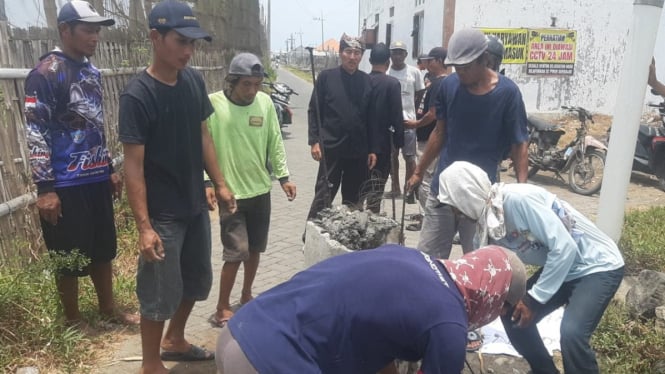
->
[407,28,529,260]
[215,245,526,374]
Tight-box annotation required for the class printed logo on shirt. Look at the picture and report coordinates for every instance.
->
[420,251,449,288]
[25,95,37,109]
[249,116,264,127]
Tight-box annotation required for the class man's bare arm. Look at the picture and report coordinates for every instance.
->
[202,121,236,213]
[511,141,529,183]
[407,118,446,191]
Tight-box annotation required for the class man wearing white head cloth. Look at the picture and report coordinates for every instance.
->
[438,161,625,374]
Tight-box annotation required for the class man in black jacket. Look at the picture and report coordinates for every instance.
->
[365,43,404,213]
[306,34,375,220]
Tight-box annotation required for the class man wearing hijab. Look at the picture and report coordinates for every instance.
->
[215,245,526,374]
[437,161,625,374]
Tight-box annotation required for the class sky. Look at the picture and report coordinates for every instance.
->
[266,0,360,53]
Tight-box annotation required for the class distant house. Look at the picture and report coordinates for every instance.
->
[358,0,665,113]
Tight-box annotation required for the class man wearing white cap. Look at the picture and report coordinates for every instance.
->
[388,41,425,202]
[24,0,138,329]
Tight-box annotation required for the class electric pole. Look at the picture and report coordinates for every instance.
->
[313,11,325,51]
[296,30,304,66]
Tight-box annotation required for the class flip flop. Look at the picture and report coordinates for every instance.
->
[208,313,231,328]
[160,344,214,362]
[466,330,483,352]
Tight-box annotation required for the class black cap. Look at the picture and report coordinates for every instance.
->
[57,1,115,26]
[369,43,390,64]
[149,1,211,42]
[426,47,447,61]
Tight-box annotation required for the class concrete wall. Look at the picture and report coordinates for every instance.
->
[359,0,665,113]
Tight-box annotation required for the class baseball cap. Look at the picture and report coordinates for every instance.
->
[149,1,212,42]
[369,43,391,64]
[389,41,408,51]
[417,53,432,62]
[487,35,505,58]
[228,53,264,77]
[444,28,488,65]
[57,1,115,26]
[426,47,447,61]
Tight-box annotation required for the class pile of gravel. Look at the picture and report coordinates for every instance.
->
[312,207,399,250]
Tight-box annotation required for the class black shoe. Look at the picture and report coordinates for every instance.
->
[405,191,416,204]
[406,222,421,231]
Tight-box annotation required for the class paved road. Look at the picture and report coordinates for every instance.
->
[97,67,665,374]
[98,67,422,373]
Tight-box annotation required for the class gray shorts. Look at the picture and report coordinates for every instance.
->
[402,129,417,158]
[416,140,439,209]
[216,326,258,373]
[417,193,476,259]
[220,193,271,262]
[136,212,213,321]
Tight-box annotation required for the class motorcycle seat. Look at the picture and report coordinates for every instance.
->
[528,115,563,132]
[637,124,663,145]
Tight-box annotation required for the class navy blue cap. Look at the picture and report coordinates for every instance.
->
[57,1,115,26]
[148,1,211,42]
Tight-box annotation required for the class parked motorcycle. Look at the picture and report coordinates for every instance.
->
[263,81,297,128]
[607,102,665,191]
[527,106,607,195]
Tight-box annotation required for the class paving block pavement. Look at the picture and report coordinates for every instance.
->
[97,68,424,373]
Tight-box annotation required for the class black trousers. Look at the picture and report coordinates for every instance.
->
[307,156,369,220]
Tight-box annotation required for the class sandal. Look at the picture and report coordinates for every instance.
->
[466,329,483,352]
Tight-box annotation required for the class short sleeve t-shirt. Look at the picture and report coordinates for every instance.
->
[118,67,213,220]
[389,65,425,121]
[431,73,528,193]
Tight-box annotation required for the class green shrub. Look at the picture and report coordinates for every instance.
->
[619,206,665,273]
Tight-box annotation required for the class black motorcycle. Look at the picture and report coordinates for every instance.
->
[527,106,607,195]
[607,102,665,191]
[263,81,297,128]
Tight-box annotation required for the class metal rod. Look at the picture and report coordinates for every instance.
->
[305,46,332,209]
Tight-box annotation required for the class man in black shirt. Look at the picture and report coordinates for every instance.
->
[404,47,448,228]
[306,34,375,220]
[119,1,235,372]
[365,43,404,214]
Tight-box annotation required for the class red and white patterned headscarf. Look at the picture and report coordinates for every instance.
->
[439,245,526,330]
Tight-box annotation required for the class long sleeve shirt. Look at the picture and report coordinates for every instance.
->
[24,51,112,193]
[308,66,372,159]
[492,183,624,304]
[368,71,404,155]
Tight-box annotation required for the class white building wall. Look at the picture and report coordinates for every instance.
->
[359,0,665,114]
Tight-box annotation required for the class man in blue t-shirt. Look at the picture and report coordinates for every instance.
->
[407,28,529,260]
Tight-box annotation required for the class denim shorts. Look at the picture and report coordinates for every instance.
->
[402,129,417,158]
[220,193,271,262]
[136,212,213,321]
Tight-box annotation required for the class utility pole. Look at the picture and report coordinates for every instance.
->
[296,30,304,66]
[289,33,296,51]
[313,11,325,51]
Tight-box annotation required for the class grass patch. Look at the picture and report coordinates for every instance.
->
[595,301,665,373]
[592,206,665,373]
[284,66,313,83]
[0,198,139,373]
[619,206,665,274]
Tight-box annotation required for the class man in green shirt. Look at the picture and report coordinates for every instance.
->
[206,53,297,327]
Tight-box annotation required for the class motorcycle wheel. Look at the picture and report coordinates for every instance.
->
[568,149,605,195]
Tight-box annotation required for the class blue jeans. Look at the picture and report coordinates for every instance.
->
[501,267,624,374]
